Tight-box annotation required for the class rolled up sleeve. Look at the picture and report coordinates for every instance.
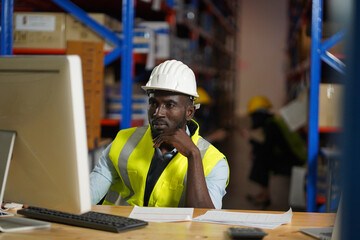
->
[205,159,229,209]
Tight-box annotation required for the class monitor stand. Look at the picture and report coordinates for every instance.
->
[0,130,16,207]
[0,130,50,232]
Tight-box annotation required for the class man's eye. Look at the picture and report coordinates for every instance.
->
[166,103,175,108]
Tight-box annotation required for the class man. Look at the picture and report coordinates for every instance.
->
[90,60,229,209]
[242,96,306,209]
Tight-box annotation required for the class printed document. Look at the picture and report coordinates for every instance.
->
[129,206,194,222]
[193,208,293,229]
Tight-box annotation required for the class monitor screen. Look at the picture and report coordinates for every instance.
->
[0,55,91,214]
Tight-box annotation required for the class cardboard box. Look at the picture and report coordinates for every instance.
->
[319,84,344,128]
[13,12,153,53]
[299,23,344,61]
[13,12,66,49]
[65,13,121,51]
[67,41,104,150]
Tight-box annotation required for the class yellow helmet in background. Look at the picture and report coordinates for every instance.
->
[195,87,212,105]
[247,96,272,114]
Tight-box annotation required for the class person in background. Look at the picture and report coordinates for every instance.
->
[90,60,229,209]
[242,96,307,209]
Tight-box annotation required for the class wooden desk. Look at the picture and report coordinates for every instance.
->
[1,206,335,240]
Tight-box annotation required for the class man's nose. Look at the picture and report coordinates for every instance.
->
[153,104,166,117]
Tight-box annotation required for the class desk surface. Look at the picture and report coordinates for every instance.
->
[1,205,335,240]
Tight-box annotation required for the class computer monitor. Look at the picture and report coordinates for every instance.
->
[0,55,91,214]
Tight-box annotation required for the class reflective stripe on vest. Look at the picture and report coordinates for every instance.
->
[117,126,148,202]
[104,126,148,205]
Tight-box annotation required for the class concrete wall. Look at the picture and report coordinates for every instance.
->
[222,1,290,210]
[235,0,288,116]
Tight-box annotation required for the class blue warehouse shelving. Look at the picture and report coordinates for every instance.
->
[308,0,360,239]
[1,0,134,130]
[307,0,345,213]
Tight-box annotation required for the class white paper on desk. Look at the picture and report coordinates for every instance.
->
[193,208,293,229]
[129,206,194,222]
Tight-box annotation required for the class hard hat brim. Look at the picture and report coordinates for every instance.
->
[142,85,199,98]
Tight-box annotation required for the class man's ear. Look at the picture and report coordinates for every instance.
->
[186,105,196,121]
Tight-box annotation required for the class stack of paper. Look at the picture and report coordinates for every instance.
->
[193,208,293,229]
[129,206,293,229]
[129,206,194,222]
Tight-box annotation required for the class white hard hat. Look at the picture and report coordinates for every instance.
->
[142,60,199,98]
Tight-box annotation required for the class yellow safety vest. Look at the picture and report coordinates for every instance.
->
[103,120,228,207]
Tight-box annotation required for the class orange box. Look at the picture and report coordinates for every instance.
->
[67,41,104,150]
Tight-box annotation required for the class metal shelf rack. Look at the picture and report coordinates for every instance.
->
[307,0,345,212]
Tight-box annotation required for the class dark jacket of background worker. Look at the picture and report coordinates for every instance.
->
[243,96,307,208]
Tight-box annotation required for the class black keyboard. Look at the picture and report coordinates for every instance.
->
[17,206,148,233]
